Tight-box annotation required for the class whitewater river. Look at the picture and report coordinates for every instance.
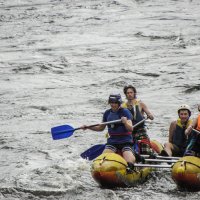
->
[0,0,200,199]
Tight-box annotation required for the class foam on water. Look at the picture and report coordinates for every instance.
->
[0,0,200,199]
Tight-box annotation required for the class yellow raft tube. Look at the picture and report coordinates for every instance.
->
[172,156,200,191]
[91,153,152,187]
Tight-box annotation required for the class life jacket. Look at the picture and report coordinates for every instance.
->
[185,115,200,155]
[122,99,144,130]
[172,118,192,149]
[103,108,133,144]
[190,114,200,149]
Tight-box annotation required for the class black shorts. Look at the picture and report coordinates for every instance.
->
[105,142,135,154]
[172,144,185,157]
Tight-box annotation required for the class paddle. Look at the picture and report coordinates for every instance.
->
[80,118,147,160]
[80,144,105,160]
[51,119,121,140]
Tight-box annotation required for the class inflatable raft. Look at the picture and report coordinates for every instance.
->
[172,156,200,191]
[150,140,164,154]
[91,153,152,188]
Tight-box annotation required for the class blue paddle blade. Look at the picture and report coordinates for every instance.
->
[80,144,105,160]
[51,125,75,140]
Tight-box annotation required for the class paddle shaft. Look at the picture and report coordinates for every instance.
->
[141,155,180,160]
[132,118,146,129]
[192,128,200,135]
[87,119,122,128]
[80,119,122,130]
[134,163,172,168]
[144,159,176,163]
[82,117,146,131]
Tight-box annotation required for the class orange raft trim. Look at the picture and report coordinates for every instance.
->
[171,156,200,191]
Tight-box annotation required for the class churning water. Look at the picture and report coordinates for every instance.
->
[0,0,200,199]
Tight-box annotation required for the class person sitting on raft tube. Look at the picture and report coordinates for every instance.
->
[81,94,136,173]
[184,105,200,157]
[121,85,154,155]
[160,104,192,157]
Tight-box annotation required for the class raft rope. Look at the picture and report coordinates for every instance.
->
[94,157,144,174]
[175,160,200,169]
[94,157,127,167]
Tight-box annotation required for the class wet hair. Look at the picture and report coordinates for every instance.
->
[123,85,137,97]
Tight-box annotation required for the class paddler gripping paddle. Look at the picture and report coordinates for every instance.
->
[51,119,121,140]
[80,118,146,160]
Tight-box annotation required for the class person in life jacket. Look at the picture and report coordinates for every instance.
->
[81,94,136,173]
[121,85,154,155]
[160,104,192,157]
[184,104,200,157]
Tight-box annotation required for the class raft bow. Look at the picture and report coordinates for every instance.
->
[91,153,152,187]
[172,156,200,191]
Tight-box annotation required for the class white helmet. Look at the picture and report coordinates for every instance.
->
[177,104,191,116]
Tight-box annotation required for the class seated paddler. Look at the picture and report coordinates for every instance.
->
[160,104,192,157]
[184,104,200,157]
[122,85,154,155]
[81,93,137,173]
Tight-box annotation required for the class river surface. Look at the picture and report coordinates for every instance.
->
[0,0,200,199]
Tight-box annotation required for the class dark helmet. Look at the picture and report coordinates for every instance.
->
[177,104,191,117]
[123,85,137,95]
[108,94,122,105]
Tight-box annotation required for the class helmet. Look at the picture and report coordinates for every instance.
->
[177,104,191,116]
[123,85,137,96]
[108,94,122,104]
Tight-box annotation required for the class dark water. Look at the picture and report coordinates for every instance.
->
[0,0,200,199]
